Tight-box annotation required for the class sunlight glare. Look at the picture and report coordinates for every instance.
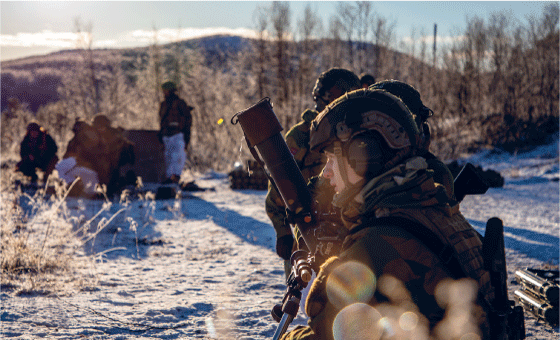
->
[326,261,376,310]
[399,311,419,331]
[332,303,383,340]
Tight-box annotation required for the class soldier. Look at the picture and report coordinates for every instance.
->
[265,68,361,277]
[56,119,101,196]
[359,73,376,88]
[16,122,58,183]
[158,80,193,184]
[56,115,134,197]
[90,114,135,196]
[280,88,493,339]
[370,80,455,199]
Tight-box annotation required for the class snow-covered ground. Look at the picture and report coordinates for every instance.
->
[1,137,558,339]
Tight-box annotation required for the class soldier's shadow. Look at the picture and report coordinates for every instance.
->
[469,219,559,263]
[68,187,274,261]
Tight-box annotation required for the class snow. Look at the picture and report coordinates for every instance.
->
[1,137,558,339]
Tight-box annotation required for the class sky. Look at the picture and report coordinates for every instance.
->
[0,1,553,62]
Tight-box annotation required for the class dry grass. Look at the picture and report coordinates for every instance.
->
[0,166,161,296]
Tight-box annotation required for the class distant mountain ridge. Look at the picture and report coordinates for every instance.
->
[1,33,414,114]
[0,34,256,113]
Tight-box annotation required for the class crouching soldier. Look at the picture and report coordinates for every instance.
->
[56,115,134,197]
[280,88,493,339]
[16,122,59,183]
[56,120,101,196]
[89,114,135,196]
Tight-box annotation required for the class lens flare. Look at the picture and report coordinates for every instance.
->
[326,261,376,310]
[460,333,481,340]
[378,317,395,337]
[333,303,383,340]
[217,118,224,125]
[399,311,419,331]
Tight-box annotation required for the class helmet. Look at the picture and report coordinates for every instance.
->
[310,88,420,180]
[27,122,41,133]
[312,68,360,111]
[369,80,432,127]
[161,80,177,91]
[369,80,433,150]
[92,114,111,128]
[359,73,376,88]
[72,119,87,133]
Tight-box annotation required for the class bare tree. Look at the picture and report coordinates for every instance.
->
[372,15,396,79]
[252,5,269,99]
[72,17,98,119]
[271,1,291,110]
[326,16,344,68]
[355,1,374,73]
[295,4,322,112]
[336,2,357,68]
[149,24,163,106]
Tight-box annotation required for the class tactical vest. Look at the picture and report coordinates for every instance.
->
[372,206,494,338]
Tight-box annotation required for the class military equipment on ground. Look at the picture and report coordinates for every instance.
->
[514,268,559,327]
[514,289,559,326]
[454,162,490,202]
[122,130,165,183]
[228,160,268,190]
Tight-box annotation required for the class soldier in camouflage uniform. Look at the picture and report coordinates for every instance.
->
[280,89,493,340]
[370,80,455,199]
[265,68,361,277]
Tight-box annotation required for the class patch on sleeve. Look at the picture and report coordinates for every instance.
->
[290,147,299,156]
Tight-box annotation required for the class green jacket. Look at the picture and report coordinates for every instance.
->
[281,157,491,340]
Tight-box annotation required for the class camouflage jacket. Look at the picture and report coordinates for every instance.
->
[265,109,326,240]
[19,131,58,166]
[281,157,491,340]
[159,93,193,146]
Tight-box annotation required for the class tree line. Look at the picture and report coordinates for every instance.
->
[1,1,558,172]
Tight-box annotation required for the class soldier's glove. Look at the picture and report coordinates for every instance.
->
[276,234,295,261]
[306,257,337,318]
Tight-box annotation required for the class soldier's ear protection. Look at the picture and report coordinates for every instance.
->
[344,132,387,179]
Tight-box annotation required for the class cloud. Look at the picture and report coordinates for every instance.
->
[0,30,90,48]
[1,27,264,51]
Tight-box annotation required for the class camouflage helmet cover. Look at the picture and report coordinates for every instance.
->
[369,79,433,124]
[309,88,420,154]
